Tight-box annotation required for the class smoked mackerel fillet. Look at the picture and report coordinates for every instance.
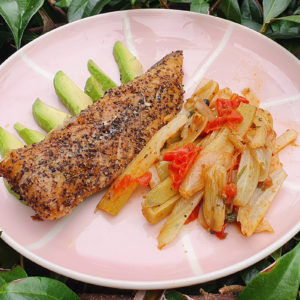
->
[0,51,184,220]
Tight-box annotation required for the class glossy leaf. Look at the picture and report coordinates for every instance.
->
[270,247,282,261]
[217,0,241,23]
[241,18,262,31]
[285,0,300,14]
[295,6,300,14]
[0,277,80,299]
[241,0,263,24]
[277,14,300,23]
[55,0,73,8]
[0,266,27,287]
[263,0,293,23]
[190,0,209,13]
[68,0,112,22]
[0,0,44,49]
[267,19,300,38]
[238,242,300,300]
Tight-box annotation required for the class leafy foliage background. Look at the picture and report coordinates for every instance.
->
[0,0,299,299]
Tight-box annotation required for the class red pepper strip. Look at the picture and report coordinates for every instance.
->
[230,94,249,106]
[222,183,237,207]
[216,95,249,116]
[204,116,227,132]
[113,172,152,194]
[113,174,135,194]
[215,223,228,240]
[136,171,152,186]
[216,98,235,116]
[206,94,248,133]
[163,143,201,190]
[184,202,201,225]
[205,110,244,133]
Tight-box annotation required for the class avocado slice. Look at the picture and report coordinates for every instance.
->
[14,123,45,145]
[0,127,24,200]
[54,71,93,115]
[32,98,71,133]
[113,41,143,84]
[88,59,117,91]
[0,127,24,158]
[84,75,104,102]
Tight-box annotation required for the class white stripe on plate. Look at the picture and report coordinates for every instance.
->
[122,11,139,58]
[26,213,74,251]
[185,22,234,93]
[283,180,300,192]
[180,228,204,276]
[20,52,53,80]
[261,94,300,109]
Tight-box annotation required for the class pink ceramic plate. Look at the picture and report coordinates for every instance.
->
[0,9,299,290]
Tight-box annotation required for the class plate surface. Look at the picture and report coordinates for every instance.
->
[0,9,299,290]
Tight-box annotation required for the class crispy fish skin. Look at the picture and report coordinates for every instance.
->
[0,51,184,220]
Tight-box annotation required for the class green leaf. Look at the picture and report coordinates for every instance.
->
[267,19,300,38]
[0,240,20,270]
[190,0,209,13]
[270,247,282,261]
[0,277,80,299]
[241,0,263,23]
[285,0,300,14]
[0,266,27,287]
[277,14,300,23]
[295,6,300,14]
[165,290,188,300]
[0,0,44,49]
[168,0,191,3]
[241,18,262,31]
[217,0,241,23]
[21,31,39,43]
[68,0,112,22]
[263,0,293,23]
[105,0,131,10]
[238,242,300,300]
[55,0,73,8]
[240,260,271,285]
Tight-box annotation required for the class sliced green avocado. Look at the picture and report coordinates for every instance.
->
[14,123,45,145]
[32,98,71,133]
[84,75,104,102]
[54,71,93,115]
[0,127,24,158]
[88,59,117,91]
[0,127,24,200]
[113,41,143,84]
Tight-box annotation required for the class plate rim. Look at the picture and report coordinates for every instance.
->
[2,221,299,289]
[0,8,299,290]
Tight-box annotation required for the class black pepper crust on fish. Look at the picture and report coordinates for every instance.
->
[0,51,184,220]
